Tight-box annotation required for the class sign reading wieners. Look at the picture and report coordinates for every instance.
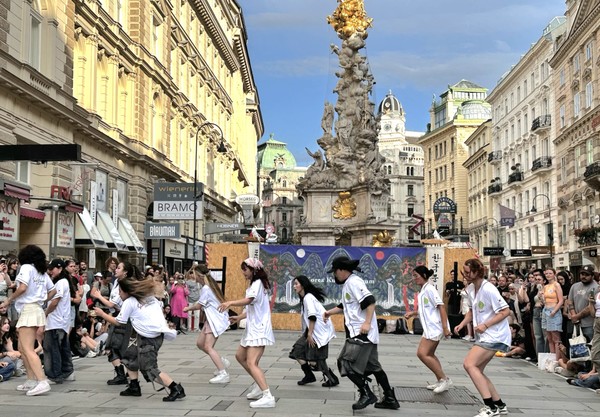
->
[153,182,203,220]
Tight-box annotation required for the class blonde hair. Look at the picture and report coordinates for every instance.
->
[188,264,225,303]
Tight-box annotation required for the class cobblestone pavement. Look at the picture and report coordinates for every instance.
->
[0,330,598,416]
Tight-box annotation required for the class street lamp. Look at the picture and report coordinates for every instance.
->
[529,193,554,246]
[193,122,226,261]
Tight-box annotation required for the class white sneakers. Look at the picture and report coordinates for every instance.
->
[426,380,440,390]
[249,390,276,408]
[433,378,453,394]
[65,372,76,381]
[16,379,37,392]
[462,335,475,342]
[246,383,263,400]
[474,406,499,417]
[213,357,231,376]
[209,370,230,384]
[26,380,51,396]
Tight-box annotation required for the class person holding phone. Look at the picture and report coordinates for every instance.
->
[169,273,189,334]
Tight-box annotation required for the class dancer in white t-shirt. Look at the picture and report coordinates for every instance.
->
[218,258,275,409]
[183,264,230,384]
[405,266,452,394]
[289,275,338,387]
[94,275,183,401]
[0,245,56,396]
[454,258,511,417]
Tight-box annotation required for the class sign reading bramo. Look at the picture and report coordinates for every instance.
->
[153,182,203,220]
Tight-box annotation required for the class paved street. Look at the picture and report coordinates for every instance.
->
[0,330,598,416]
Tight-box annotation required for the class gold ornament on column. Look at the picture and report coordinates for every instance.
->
[333,191,357,219]
[327,0,373,39]
[372,230,393,247]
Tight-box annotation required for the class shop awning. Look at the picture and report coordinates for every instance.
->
[0,180,31,201]
[20,206,46,220]
[96,211,128,252]
[118,218,147,254]
[75,208,108,249]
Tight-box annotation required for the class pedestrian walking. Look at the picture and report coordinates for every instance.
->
[323,256,399,411]
[218,258,276,409]
[0,245,56,396]
[405,266,452,393]
[94,274,184,401]
[454,258,511,417]
[183,264,231,384]
[289,275,339,387]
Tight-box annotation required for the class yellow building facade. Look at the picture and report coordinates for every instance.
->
[421,81,491,241]
[0,0,262,271]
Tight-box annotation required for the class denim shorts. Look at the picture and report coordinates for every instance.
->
[475,341,510,352]
[541,307,563,331]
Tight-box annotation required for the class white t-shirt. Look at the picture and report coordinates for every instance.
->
[197,285,229,337]
[116,296,171,338]
[594,291,600,318]
[302,292,335,348]
[467,280,511,346]
[15,264,55,313]
[418,281,448,340]
[79,283,90,313]
[108,279,123,313]
[342,274,379,344]
[243,279,275,344]
[46,278,72,332]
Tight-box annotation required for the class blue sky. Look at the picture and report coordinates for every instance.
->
[241,1,566,166]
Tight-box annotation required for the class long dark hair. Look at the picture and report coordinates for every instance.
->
[17,245,47,274]
[241,260,270,290]
[53,267,78,298]
[294,275,326,303]
[120,261,143,281]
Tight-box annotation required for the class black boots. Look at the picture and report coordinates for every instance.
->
[120,379,141,397]
[297,363,317,385]
[374,387,400,410]
[107,364,128,385]
[322,368,339,387]
[352,384,377,410]
[163,382,186,402]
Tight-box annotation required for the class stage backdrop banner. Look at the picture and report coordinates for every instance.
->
[260,245,426,316]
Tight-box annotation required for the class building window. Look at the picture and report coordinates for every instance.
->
[282,212,288,222]
[586,82,593,108]
[408,204,414,217]
[559,68,565,86]
[587,139,594,165]
[585,41,593,61]
[407,185,414,196]
[573,54,580,72]
[559,105,565,128]
[16,161,30,184]
[29,2,42,70]
[575,146,581,177]
[574,92,581,117]
[282,180,287,187]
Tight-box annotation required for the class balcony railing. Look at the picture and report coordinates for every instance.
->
[531,156,552,172]
[487,151,503,163]
[583,161,600,191]
[488,183,502,194]
[531,115,551,131]
[508,172,524,184]
[575,226,600,247]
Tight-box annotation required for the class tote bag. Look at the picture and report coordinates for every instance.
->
[569,325,591,363]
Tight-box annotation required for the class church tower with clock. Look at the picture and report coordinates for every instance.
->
[377,91,425,246]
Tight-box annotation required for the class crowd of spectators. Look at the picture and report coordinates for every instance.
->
[475,264,600,393]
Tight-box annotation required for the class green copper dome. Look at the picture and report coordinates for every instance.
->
[257,134,298,171]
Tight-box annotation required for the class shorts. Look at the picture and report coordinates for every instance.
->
[337,337,382,377]
[106,320,133,362]
[475,341,510,352]
[541,307,563,332]
[202,323,213,335]
[16,303,46,328]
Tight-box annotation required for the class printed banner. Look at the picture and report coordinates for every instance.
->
[260,245,426,316]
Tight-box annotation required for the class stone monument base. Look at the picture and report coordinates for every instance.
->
[297,186,392,247]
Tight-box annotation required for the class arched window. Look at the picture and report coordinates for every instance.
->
[27,0,43,70]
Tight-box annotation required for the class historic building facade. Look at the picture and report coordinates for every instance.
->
[486,16,566,271]
[464,121,499,268]
[550,0,600,273]
[257,135,306,244]
[421,80,491,241]
[377,91,425,245]
[0,1,262,271]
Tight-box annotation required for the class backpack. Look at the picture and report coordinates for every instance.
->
[394,317,409,334]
